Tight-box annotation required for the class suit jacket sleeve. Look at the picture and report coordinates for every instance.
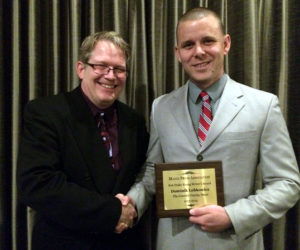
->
[224,95,300,240]
[127,97,164,219]
[17,98,122,233]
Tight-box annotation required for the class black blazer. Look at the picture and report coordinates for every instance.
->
[18,87,149,249]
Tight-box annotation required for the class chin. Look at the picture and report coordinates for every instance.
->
[196,74,213,82]
[192,77,208,83]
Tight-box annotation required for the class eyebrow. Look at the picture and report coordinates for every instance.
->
[89,61,126,67]
[180,35,218,46]
[180,40,194,47]
[202,35,217,41]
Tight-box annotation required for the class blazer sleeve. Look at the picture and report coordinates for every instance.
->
[17,99,122,233]
[127,99,163,219]
[224,95,300,240]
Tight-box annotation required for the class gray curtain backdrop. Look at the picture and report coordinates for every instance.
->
[1,0,299,249]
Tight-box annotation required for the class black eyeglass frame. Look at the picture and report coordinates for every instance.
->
[85,62,128,76]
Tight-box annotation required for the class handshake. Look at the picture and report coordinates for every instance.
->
[114,193,137,234]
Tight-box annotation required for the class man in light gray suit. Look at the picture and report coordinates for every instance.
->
[125,7,300,250]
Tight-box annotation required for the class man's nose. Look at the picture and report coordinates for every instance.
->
[105,68,116,79]
[195,44,205,56]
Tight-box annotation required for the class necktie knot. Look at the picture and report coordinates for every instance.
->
[200,91,209,101]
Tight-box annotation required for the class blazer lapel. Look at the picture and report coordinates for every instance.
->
[65,87,116,193]
[201,78,245,151]
[112,102,139,193]
[168,84,201,151]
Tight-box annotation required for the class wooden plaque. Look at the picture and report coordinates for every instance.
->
[155,161,224,218]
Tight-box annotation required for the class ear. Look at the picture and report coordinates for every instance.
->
[175,46,182,63]
[76,61,85,79]
[223,34,231,55]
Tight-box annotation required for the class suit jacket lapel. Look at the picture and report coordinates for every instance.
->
[112,102,136,193]
[168,84,201,152]
[201,78,245,151]
[65,87,116,193]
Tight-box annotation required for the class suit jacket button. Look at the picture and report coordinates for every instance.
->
[197,154,203,161]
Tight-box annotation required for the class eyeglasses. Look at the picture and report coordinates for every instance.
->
[86,63,127,77]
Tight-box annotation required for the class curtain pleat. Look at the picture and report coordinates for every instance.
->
[0,0,4,246]
[12,1,21,249]
[1,1,299,249]
[277,0,288,118]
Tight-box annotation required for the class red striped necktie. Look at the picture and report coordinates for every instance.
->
[198,91,212,146]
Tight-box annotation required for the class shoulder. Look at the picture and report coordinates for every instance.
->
[25,92,67,114]
[117,101,142,117]
[116,101,146,126]
[153,84,187,106]
[227,77,277,103]
[23,88,81,122]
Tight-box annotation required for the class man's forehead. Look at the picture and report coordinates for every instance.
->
[178,15,219,29]
[177,17,221,39]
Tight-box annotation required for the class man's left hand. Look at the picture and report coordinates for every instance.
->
[189,205,232,232]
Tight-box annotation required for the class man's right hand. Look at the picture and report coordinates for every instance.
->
[114,194,137,234]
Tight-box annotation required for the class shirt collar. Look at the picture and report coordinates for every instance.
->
[188,74,228,103]
[80,86,116,119]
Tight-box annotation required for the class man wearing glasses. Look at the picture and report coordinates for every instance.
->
[18,31,149,250]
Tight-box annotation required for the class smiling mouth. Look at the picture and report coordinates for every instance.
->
[100,83,116,89]
[193,62,210,69]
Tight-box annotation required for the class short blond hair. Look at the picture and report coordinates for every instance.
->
[78,31,130,65]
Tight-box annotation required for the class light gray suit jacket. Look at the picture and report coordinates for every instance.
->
[128,76,300,250]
